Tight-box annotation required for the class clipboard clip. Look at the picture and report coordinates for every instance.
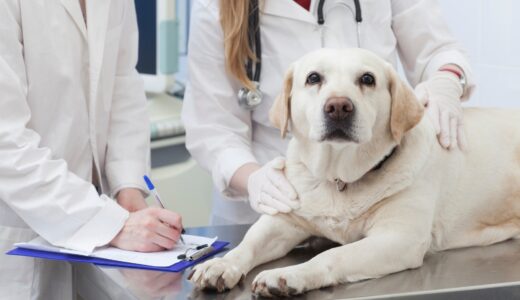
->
[177,244,215,261]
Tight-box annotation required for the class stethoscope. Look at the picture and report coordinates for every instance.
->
[238,0,363,110]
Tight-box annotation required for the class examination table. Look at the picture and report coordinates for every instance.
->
[74,224,520,299]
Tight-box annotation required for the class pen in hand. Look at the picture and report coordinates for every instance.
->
[143,175,185,245]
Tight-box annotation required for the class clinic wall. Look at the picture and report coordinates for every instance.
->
[438,0,520,107]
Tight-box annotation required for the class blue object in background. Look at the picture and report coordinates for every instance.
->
[135,0,157,75]
[159,19,179,74]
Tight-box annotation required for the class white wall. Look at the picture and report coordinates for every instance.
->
[438,0,520,107]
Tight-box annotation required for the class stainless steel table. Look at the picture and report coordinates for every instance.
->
[75,225,520,299]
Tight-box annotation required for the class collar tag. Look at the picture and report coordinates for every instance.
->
[335,178,347,192]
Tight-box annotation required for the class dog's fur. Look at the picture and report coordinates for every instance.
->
[189,48,520,297]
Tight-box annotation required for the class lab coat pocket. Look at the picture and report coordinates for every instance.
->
[0,226,37,299]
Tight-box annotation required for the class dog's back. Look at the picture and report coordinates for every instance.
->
[423,108,520,251]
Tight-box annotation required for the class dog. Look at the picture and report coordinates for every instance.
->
[189,48,520,297]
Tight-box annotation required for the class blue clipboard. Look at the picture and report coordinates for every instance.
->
[6,241,229,272]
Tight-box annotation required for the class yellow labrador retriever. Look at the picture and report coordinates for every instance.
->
[189,48,520,297]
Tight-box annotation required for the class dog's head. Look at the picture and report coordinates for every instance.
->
[270,48,423,146]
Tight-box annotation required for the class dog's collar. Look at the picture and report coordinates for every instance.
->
[371,146,397,172]
[334,146,398,192]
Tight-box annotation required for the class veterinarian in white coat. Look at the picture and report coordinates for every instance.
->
[0,1,182,298]
[182,0,475,225]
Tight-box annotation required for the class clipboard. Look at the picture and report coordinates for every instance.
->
[6,240,229,272]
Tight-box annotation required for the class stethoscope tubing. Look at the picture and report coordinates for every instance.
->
[240,0,363,109]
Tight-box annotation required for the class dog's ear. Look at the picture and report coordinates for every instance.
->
[387,65,424,143]
[269,65,294,138]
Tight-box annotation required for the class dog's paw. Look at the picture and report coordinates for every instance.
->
[251,268,306,297]
[188,257,245,292]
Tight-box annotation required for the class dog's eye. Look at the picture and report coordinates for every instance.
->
[306,72,322,85]
[360,73,375,86]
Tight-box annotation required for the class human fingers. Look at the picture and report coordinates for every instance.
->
[260,191,292,213]
[155,208,183,231]
[263,181,298,210]
[267,169,298,201]
[438,109,450,148]
[269,157,286,170]
[449,116,458,150]
[257,203,278,215]
[155,221,180,244]
[151,233,175,250]
[249,198,262,214]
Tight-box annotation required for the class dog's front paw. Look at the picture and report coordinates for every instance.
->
[188,257,245,292]
[252,267,306,297]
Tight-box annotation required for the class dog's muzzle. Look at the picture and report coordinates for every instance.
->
[322,97,357,142]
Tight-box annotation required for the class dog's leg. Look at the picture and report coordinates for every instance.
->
[252,190,435,297]
[252,229,430,297]
[189,215,310,292]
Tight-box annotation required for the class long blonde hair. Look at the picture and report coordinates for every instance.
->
[219,0,259,90]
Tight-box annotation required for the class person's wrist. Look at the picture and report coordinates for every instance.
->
[230,163,262,197]
[117,188,144,197]
[117,188,147,212]
[439,64,466,96]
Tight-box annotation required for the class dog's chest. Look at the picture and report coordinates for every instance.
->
[290,184,368,245]
[285,161,371,244]
[311,216,365,244]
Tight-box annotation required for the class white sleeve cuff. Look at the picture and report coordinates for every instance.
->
[212,148,258,200]
[105,160,149,198]
[422,50,475,101]
[62,194,129,254]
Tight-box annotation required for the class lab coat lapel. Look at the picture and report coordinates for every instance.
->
[86,0,110,109]
[86,0,110,189]
[263,0,317,24]
[60,0,87,40]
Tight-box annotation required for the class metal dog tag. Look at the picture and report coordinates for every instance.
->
[335,179,347,192]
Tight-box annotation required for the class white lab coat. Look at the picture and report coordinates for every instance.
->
[182,0,475,225]
[0,0,149,299]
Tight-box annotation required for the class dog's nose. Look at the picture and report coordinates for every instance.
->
[324,97,354,121]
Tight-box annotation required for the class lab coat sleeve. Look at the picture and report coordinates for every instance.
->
[181,1,258,199]
[391,0,475,99]
[0,0,128,253]
[104,0,150,197]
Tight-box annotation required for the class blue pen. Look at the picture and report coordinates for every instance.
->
[143,175,185,245]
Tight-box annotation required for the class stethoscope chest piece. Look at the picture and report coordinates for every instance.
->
[238,81,263,110]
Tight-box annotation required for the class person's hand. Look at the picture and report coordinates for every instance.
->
[415,70,466,150]
[247,157,299,215]
[116,188,148,212]
[110,207,182,252]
